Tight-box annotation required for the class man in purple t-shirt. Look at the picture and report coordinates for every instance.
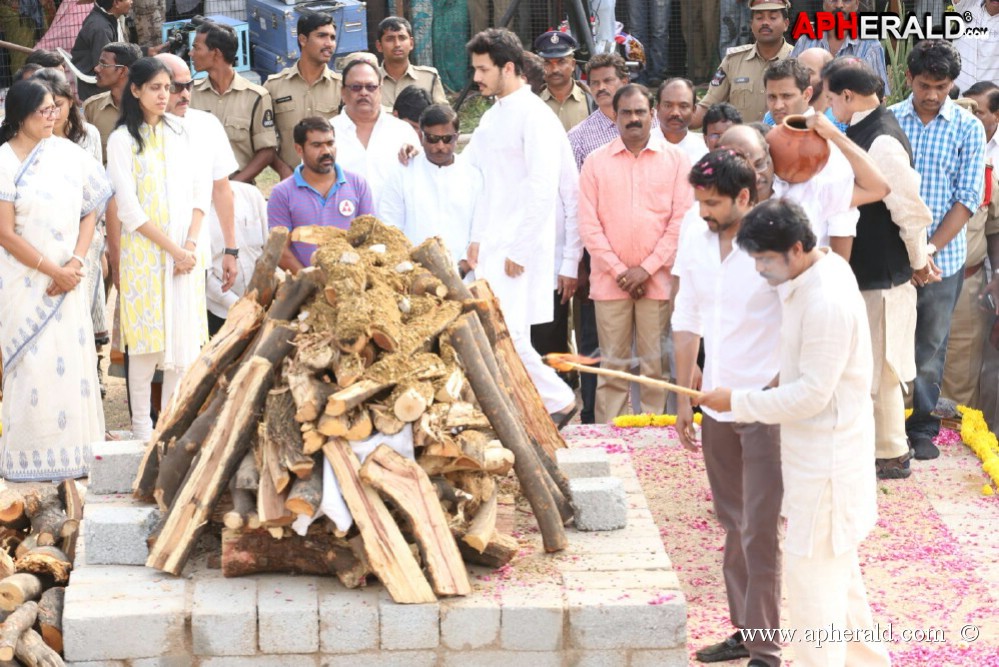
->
[268,116,374,273]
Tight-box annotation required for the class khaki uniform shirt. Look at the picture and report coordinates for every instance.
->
[541,81,592,132]
[379,63,447,107]
[966,163,999,267]
[82,91,119,166]
[191,72,278,173]
[264,61,343,169]
[698,41,793,123]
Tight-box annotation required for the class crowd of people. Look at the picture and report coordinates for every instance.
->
[0,1,996,664]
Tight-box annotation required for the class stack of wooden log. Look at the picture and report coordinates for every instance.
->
[133,218,575,603]
[0,480,83,666]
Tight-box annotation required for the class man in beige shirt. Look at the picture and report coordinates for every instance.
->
[191,21,278,183]
[375,16,447,107]
[534,31,594,132]
[83,41,142,165]
[265,11,343,179]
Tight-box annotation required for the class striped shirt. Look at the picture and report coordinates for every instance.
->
[790,35,891,97]
[567,109,660,171]
[889,96,986,277]
[267,163,374,266]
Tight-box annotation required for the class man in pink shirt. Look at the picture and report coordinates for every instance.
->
[578,83,694,422]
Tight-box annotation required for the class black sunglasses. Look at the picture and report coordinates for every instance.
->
[423,132,458,145]
[346,83,380,93]
[170,80,196,93]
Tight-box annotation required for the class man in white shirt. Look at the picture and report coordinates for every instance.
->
[700,198,890,667]
[330,59,420,208]
[464,28,577,424]
[379,104,480,271]
[673,150,783,667]
[953,0,999,95]
[657,78,708,164]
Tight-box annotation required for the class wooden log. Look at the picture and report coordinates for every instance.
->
[360,445,471,597]
[322,438,435,603]
[370,404,405,435]
[446,313,567,553]
[434,367,466,403]
[286,367,334,423]
[0,553,13,581]
[264,265,324,322]
[398,300,463,357]
[264,389,313,479]
[14,546,71,586]
[0,490,27,530]
[245,227,290,310]
[332,352,365,387]
[220,526,362,579]
[302,428,326,456]
[14,628,61,667]
[390,380,434,423]
[411,237,472,300]
[36,588,63,655]
[0,574,42,611]
[134,296,267,501]
[146,355,281,575]
[22,490,69,548]
[285,454,323,517]
[410,270,448,298]
[0,528,22,554]
[13,535,36,561]
[468,284,568,459]
[234,450,259,491]
[445,402,492,431]
[0,600,37,660]
[294,333,336,372]
[154,390,226,511]
[462,485,498,553]
[455,531,519,568]
[57,481,83,563]
[257,424,293,526]
[224,478,256,531]
[325,380,391,417]
[369,283,403,352]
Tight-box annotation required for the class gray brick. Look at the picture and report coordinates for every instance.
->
[63,580,187,661]
[130,657,194,667]
[567,590,685,650]
[192,576,257,656]
[318,581,380,653]
[257,576,320,654]
[500,584,563,651]
[562,570,682,593]
[442,651,560,667]
[556,447,611,478]
[379,594,440,650]
[69,564,172,587]
[567,529,664,555]
[440,595,500,650]
[567,651,628,667]
[82,503,160,565]
[629,649,689,666]
[89,439,146,494]
[570,477,627,531]
[200,657,319,667]
[557,552,672,572]
[65,662,127,667]
[320,651,437,667]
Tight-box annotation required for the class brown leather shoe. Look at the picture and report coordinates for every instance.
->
[876,450,912,480]
[695,632,750,663]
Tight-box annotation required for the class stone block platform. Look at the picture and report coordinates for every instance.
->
[64,441,686,666]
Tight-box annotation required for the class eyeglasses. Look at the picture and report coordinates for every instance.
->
[170,80,196,93]
[346,83,380,93]
[95,61,126,70]
[35,105,60,119]
[423,132,458,145]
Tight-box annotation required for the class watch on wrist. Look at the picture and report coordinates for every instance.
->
[926,242,937,256]
[224,247,239,258]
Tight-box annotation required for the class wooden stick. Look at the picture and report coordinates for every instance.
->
[0,600,37,660]
[548,358,705,400]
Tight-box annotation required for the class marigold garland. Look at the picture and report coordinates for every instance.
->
[612,413,701,428]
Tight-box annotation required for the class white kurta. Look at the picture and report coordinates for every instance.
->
[731,251,878,558]
[185,108,239,265]
[554,139,583,283]
[672,130,708,166]
[207,182,269,319]
[378,153,481,265]
[465,85,565,331]
[774,142,859,247]
[331,110,420,208]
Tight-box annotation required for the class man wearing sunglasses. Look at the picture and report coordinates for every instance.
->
[380,104,480,275]
[330,58,419,208]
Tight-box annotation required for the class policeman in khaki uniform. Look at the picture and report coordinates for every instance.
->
[190,21,277,183]
[265,11,344,179]
[692,0,793,128]
[534,31,595,133]
[375,16,447,107]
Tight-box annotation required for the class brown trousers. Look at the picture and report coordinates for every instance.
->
[701,414,784,666]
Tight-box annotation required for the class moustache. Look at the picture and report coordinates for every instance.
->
[626,121,643,129]
[668,116,683,122]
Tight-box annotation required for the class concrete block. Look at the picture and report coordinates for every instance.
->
[629,649,689,666]
[320,651,437,667]
[557,552,672,572]
[442,651,561,667]
[556,447,611,479]
[89,439,146,494]
[201,657,319,667]
[567,589,685,650]
[567,529,663,555]
[69,564,172,587]
[257,576,320,654]
[570,477,627,531]
[500,584,563,651]
[130,657,194,667]
[82,503,160,565]
[567,651,628,667]
[63,580,187,661]
[318,581,380,653]
[192,576,257,656]
[440,595,500,650]
[66,662,127,667]
[562,570,682,593]
[379,595,440,650]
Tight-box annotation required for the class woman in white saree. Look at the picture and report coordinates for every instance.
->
[0,79,112,481]
[106,57,210,442]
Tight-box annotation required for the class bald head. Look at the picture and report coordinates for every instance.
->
[797,48,833,86]
[155,53,194,116]
[719,125,773,202]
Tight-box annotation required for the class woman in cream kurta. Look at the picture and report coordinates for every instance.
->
[105,57,211,441]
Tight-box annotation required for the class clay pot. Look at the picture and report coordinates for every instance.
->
[766,114,830,184]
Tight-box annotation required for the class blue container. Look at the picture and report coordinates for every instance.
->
[247,0,367,64]
[162,15,252,77]
[251,43,293,78]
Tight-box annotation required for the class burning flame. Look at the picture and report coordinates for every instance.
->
[544,353,601,372]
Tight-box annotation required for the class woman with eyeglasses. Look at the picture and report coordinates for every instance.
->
[32,67,113,395]
[0,79,112,481]
[106,57,211,441]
